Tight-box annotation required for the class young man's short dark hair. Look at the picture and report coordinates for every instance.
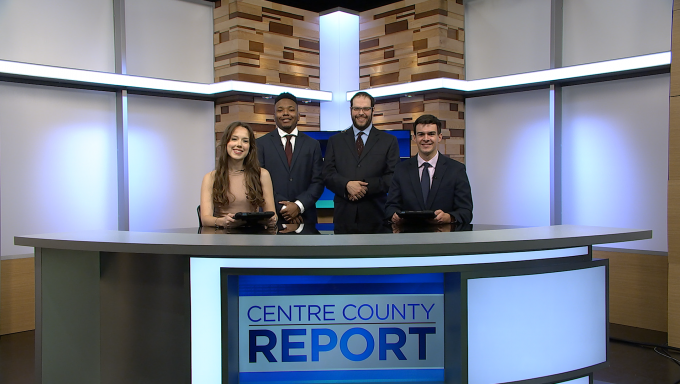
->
[275,92,298,105]
[413,114,442,135]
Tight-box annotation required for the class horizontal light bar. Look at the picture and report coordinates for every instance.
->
[210,80,332,101]
[347,51,671,100]
[0,60,333,101]
[0,52,668,102]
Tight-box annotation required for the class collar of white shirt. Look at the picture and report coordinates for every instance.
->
[417,151,439,169]
[278,126,299,140]
[352,125,372,140]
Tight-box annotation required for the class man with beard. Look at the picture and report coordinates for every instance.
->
[257,92,324,225]
[322,91,400,231]
[385,114,473,226]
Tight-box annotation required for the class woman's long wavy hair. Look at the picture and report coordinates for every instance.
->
[212,122,265,209]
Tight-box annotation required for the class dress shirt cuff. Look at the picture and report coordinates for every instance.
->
[295,200,305,214]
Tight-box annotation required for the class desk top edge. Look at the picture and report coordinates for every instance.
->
[14,225,652,258]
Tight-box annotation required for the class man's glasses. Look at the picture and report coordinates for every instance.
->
[351,107,373,112]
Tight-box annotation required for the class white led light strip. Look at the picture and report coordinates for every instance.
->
[0,59,333,101]
[0,51,668,102]
[347,51,671,99]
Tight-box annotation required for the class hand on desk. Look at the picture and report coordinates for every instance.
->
[391,212,403,225]
[220,213,243,228]
[429,210,453,225]
[280,223,300,233]
[260,214,278,228]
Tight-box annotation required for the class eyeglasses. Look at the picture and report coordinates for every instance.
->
[351,107,373,112]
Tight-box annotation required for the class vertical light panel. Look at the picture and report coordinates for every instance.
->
[563,0,672,66]
[127,95,214,231]
[465,0,551,80]
[320,10,359,131]
[0,83,118,257]
[467,266,606,384]
[0,0,115,72]
[465,90,551,226]
[125,0,214,83]
[562,75,669,252]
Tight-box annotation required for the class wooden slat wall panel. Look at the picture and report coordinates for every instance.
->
[214,0,465,161]
[214,0,320,89]
[594,251,668,332]
[214,94,320,163]
[373,94,465,163]
[214,0,320,158]
[669,2,680,346]
[359,0,465,89]
[358,0,465,161]
[0,258,35,335]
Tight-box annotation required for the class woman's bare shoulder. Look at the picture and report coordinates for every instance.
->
[203,170,216,180]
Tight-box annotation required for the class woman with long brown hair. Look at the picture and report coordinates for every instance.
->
[200,122,277,227]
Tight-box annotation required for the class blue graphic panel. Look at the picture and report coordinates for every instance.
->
[239,274,444,296]
[240,368,445,383]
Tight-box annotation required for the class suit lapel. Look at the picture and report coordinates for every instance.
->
[290,133,304,169]
[359,127,379,161]
[407,156,427,210]
[426,154,447,208]
[270,131,291,171]
[343,128,360,162]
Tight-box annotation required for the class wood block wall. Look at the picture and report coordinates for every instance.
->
[213,0,466,162]
[214,0,321,146]
[373,94,465,163]
[214,95,320,151]
[0,258,35,335]
[595,250,668,333]
[359,0,465,89]
[213,0,320,89]
[359,0,466,162]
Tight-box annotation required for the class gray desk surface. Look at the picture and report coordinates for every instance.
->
[15,225,651,258]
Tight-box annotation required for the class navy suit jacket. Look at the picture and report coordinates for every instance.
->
[257,130,324,223]
[385,153,473,224]
[322,127,400,225]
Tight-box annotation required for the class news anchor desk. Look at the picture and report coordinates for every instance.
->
[15,225,650,384]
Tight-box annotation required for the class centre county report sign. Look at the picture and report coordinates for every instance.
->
[228,274,448,383]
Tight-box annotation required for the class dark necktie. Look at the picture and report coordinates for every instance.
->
[356,132,364,156]
[421,162,431,204]
[284,134,293,166]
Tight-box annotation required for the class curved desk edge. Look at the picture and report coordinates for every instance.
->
[15,225,651,258]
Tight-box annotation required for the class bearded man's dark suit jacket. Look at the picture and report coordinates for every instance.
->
[385,153,473,224]
[257,130,324,223]
[322,127,400,225]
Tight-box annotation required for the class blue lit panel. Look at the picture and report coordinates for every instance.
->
[467,266,606,384]
[236,274,445,383]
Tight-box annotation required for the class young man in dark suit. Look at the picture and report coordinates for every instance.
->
[386,114,473,225]
[257,92,324,224]
[322,91,400,231]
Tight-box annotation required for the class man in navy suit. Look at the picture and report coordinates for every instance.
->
[386,114,473,225]
[323,91,400,230]
[257,92,324,224]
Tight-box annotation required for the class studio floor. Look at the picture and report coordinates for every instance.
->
[1,324,679,384]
